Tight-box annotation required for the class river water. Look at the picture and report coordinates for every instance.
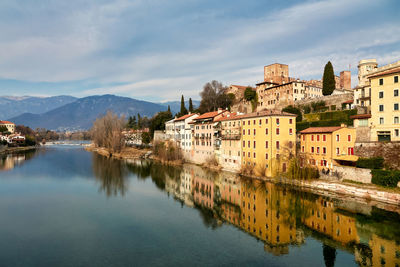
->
[0,145,399,266]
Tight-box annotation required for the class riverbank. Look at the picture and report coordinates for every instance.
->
[0,146,37,155]
[86,145,400,206]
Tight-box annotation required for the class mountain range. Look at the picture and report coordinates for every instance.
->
[6,95,169,131]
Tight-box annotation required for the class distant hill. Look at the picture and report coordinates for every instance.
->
[0,95,77,119]
[10,95,166,131]
[160,100,200,114]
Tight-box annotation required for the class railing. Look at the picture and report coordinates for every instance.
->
[221,134,241,140]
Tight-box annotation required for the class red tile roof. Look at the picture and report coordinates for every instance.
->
[350,114,371,119]
[368,67,400,78]
[0,120,14,124]
[342,100,354,104]
[174,113,198,122]
[240,109,297,119]
[214,113,244,122]
[300,126,342,134]
[194,110,228,120]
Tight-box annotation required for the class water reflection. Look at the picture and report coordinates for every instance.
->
[125,160,400,266]
[0,149,37,171]
[92,153,129,197]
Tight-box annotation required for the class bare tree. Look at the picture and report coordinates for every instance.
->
[199,80,232,113]
[90,111,126,153]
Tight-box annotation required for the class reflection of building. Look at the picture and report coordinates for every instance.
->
[241,110,296,176]
[0,154,26,171]
[240,181,302,255]
[192,165,216,209]
[302,197,359,245]
[300,125,357,169]
[369,233,400,267]
[179,165,194,207]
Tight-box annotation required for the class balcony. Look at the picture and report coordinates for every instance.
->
[221,134,241,140]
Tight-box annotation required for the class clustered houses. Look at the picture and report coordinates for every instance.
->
[0,120,15,134]
[0,120,26,145]
[299,125,357,170]
[123,128,150,146]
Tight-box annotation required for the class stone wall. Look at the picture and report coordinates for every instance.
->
[153,131,168,142]
[334,165,372,184]
[295,93,353,111]
[355,142,400,170]
[355,127,371,142]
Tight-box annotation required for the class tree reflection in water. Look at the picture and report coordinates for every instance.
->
[92,154,128,197]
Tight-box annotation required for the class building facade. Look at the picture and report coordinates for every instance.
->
[369,67,400,141]
[0,120,15,134]
[241,110,296,177]
[299,126,357,170]
[173,113,199,155]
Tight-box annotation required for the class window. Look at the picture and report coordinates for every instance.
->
[317,135,320,141]
[379,91,384,98]
[379,78,383,85]
[336,134,339,141]
[395,117,399,124]
[243,141,245,147]
[259,119,262,125]
[276,141,280,149]
[323,147,326,154]
[379,104,384,112]
[302,135,305,141]
[302,146,304,152]
[265,128,268,135]
[395,129,399,137]
[395,89,399,97]
[248,152,250,157]
[380,117,384,124]
[276,128,280,135]
[348,147,354,155]
[323,135,326,141]
[253,153,256,158]
[265,119,268,124]
[348,135,351,142]
[395,76,399,83]
[395,103,399,111]
[289,128,293,135]
[336,148,339,155]
[289,119,293,124]
[317,147,320,154]
[253,141,256,149]
[248,141,250,147]
[243,129,245,135]
[311,135,314,141]
[265,141,268,148]
[311,147,314,153]
[265,153,268,159]
[276,118,280,125]
[243,152,245,157]
[253,129,256,135]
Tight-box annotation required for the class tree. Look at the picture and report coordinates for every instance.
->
[178,95,188,117]
[90,111,126,153]
[167,105,171,113]
[150,109,173,137]
[323,244,337,267]
[282,105,303,122]
[127,116,137,129]
[141,132,151,145]
[0,125,8,133]
[322,61,335,95]
[188,98,194,113]
[198,80,233,113]
[137,113,141,129]
[244,87,256,101]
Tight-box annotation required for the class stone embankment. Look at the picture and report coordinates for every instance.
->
[0,146,37,155]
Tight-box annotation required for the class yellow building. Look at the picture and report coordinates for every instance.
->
[369,233,400,267]
[0,120,15,134]
[369,67,400,141]
[215,113,243,172]
[241,110,296,177]
[299,126,357,169]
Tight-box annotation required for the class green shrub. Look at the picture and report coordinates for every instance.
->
[303,105,311,114]
[330,105,336,111]
[356,157,384,170]
[282,105,302,122]
[371,169,400,188]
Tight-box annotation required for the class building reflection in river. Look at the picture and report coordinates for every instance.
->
[0,149,37,171]
[123,160,400,265]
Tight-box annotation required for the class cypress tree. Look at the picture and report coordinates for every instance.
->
[179,95,188,116]
[322,61,336,95]
[189,98,194,113]
[137,113,141,129]
[167,105,171,113]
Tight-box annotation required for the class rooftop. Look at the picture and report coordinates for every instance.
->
[174,113,198,122]
[368,66,400,78]
[240,109,297,119]
[350,114,371,119]
[193,110,227,120]
[300,126,343,134]
[0,120,15,125]
[214,113,243,122]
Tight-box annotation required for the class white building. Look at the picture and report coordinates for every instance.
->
[173,113,199,155]
[0,121,15,134]
[165,118,176,140]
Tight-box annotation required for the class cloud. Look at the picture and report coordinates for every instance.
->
[0,0,399,101]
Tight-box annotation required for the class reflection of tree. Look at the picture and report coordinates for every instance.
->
[92,154,128,197]
[323,243,337,267]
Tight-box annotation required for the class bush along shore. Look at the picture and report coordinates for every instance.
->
[0,145,37,155]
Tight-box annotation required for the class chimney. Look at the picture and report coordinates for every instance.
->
[217,108,223,114]
[340,123,346,128]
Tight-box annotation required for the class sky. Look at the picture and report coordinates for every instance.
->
[0,0,399,102]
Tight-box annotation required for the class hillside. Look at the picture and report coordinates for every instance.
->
[10,95,166,131]
[0,95,77,119]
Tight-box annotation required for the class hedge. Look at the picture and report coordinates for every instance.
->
[356,157,384,170]
[371,169,400,188]
[304,109,357,122]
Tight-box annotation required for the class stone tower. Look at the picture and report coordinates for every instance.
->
[264,63,289,84]
[358,59,378,86]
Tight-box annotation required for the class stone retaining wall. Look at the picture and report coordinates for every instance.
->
[355,141,400,170]
[334,165,372,183]
[295,93,353,110]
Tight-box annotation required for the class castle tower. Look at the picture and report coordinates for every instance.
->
[358,59,378,86]
[264,63,289,84]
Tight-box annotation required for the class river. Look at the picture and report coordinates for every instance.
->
[0,145,399,266]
